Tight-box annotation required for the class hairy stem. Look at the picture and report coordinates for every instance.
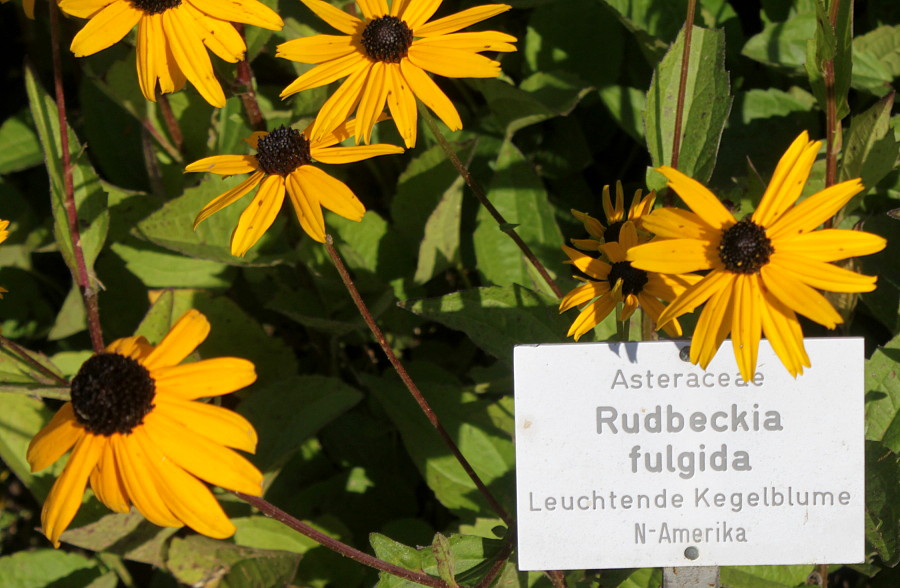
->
[234,492,447,587]
[668,0,697,203]
[823,0,843,234]
[325,237,513,526]
[234,24,266,132]
[418,105,563,298]
[49,2,104,354]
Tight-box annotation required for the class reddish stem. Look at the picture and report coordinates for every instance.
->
[157,93,183,153]
[48,2,104,354]
[669,0,697,184]
[325,237,513,526]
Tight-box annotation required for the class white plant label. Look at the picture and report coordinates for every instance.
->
[514,339,864,570]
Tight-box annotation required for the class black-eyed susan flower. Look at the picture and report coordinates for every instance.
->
[626,132,887,380]
[561,221,700,340]
[277,0,516,147]
[0,219,8,297]
[186,118,404,255]
[58,0,283,107]
[570,182,656,251]
[27,310,262,547]
[2,0,34,19]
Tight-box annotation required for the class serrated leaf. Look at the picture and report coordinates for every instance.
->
[839,92,898,192]
[864,441,900,566]
[0,550,100,588]
[645,26,732,183]
[0,111,42,174]
[719,564,814,588]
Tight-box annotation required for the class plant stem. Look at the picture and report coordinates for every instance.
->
[325,237,513,526]
[48,1,105,354]
[234,25,266,132]
[547,570,568,588]
[0,335,69,386]
[822,0,842,234]
[474,534,515,588]
[418,105,563,298]
[234,492,448,587]
[669,0,697,204]
[157,93,183,153]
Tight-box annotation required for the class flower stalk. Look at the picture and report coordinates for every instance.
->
[670,0,697,177]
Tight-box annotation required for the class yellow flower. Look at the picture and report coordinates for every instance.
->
[2,0,34,19]
[58,0,283,107]
[627,132,887,380]
[0,219,8,297]
[570,181,656,251]
[277,0,517,147]
[27,310,262,547]
[560,222,700,340]
[185,118,404,255]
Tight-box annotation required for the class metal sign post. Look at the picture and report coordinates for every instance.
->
[663,565,720,588]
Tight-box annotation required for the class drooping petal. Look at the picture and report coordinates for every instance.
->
[105,336,153,360]
[185,155,258,176]
[571,209,605,240]
[193,171,265,229]
[152,357,257,400]
[385,64,419,147]
[770,253,878,293]
[299,0,364,35]
[751,132,820,228]
[231,174,286,257]
[599,241,627,264]
[410,31,517,52]
[295,166,365,221]
[657,166,735,230]
[27,403,83,473]
[155,395,257,453]
[568,294,617,341]
[655,269,732,328]
[143,309,210,371]
[354,61,389,144]
[638,294,683,337]
[760,262,843,329]
[41,434,104,547]
[113,433,182,527]
[143,411,264,496]
[89,441,130,513]
[640,208,716,240]
[562,245,611,281]
[69,0,142,57]
[136,15,161,101]
[408,44,502,78]
[760,288,810,377]
[626,238,718,274]
[285,171,327,243]
[275,34,358,64]
[690,278,735,369]
[398,0,443,29]
[163,7,225,107]
[731,274,763,382]
[183,5,246,63]
[187,0,284,30]
[774,229,886,262]
[400,59,462,131]
[767,179,865,239]
[307,66,371,142]
[559,281,608,313]
[414,4,511,37]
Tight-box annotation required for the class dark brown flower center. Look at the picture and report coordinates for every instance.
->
[70,353,156,436]
[607,261,648,297]
[604,221,624,243]
[718,219,773,274]
[255,126,312,176]
[128,0,181,15]
[361,16,413,63]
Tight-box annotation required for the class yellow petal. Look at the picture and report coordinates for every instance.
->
[626,238,717,274]
[398,0,442,29]
[760,288,810,377]
[41,434,104,547]
[354,61,389,144]
[599,241,626,263]
[143,309,210,371]
[143,411,264,496]
[751,132,820,227]
[69,0,142,57]
[731,274,763,382]
[775,229,886,262]
[183,5,246,63]
[760,262,843,329]
[571,209,604,240]
[136,15,161,101]
[89,441,130,513]
[186,0,283,30]
[638,293,683,337]
[307,65,370,142]
[194,171,265,228]
[294,166,365,221]
[185,155,258,175]
[163,7,225,107]
[157,21,187,94]
[642,272,703,302]
[656,269,732,327]
[231,174,286,257]
[27,403,83,473]
[113,432,182,527]
[690,278,735,369]
[411,31,517,53]
[641,207,716,240]
[155,395,258,453]
[356,0,388,20]
[408,43,502,78]
[568,294,617,341]
[400,58,462,130]
[59,0,116,20]
[559,281,607,313]
[618,221,639,251]
[767,179,865,239]
[770,253,878,293]
[153,357,257,399]
[413,4,510,36]
[299,0,363,35]
[385,64,419,147]
[275,34,357,64]
[312,143,404,165]
[105,336,154,360]
[657,166,735,230]
[562,245,611,281]
[285,172,327,242]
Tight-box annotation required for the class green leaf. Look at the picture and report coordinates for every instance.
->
[859,213,900,333]
[431,533,460,588]
[598,86,648,142]
[135,175,290,266]
[645,26,732,183]
[804,0,853,120]
[0,550,100,588]
[0,393,58,499]
[239,375,362,470]
[743,13,817,70]
[370,532,503,588]
[617,568,663,588]
[597,0,684,59]
[401,284,570,366]
[414,170,464,284]
[233,516,319,554]
[166,535,300,588]
[865,330,900,451]
[719,565,814,588]
[0,111,42,174]
[851,25,900,97]
[25,66,109,283]
[111,239,237,289]
[471,139,564,293]
[839,92,899,192]
[47,285,88,341]
[865,441,900,566]
[59,511,179,568]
